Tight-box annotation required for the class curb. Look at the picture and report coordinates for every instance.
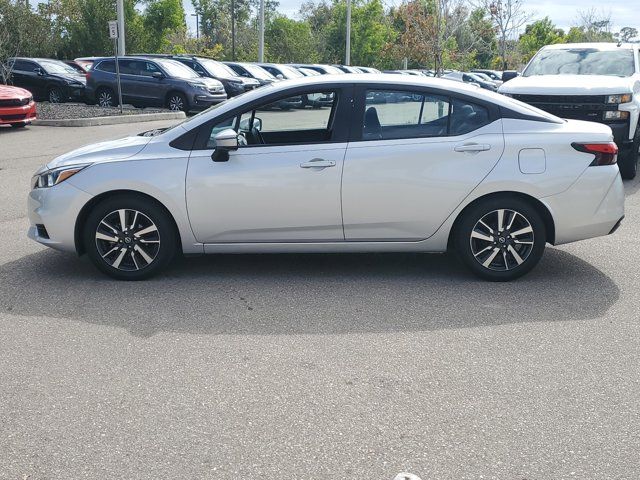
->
[32,111,186,127]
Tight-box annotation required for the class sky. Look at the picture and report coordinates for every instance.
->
[182,0,640,37]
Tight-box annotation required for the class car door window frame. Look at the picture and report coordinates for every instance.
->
[350,83,500,142]
[190,84,354,150]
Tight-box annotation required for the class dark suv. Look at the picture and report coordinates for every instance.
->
[86,56,227,112]
[169,56,260,97]
[8,57,86,103]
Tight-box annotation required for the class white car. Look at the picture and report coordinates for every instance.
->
[28,75,625,281]
[499,43,640,179]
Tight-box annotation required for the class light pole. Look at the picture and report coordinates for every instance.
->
[116,0,125,56]
[258,0,264,62]
[345,0,351,65]
[231,0,236,61]
[191,13,199,39]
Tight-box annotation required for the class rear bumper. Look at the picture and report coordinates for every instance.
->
[0,101,37,125]
[541,166,625,245]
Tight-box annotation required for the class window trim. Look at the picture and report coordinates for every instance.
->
[351,83,500,142]
[189,84,354,150]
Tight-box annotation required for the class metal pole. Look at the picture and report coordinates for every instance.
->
[116,0,125,56]
[345,0,351,65]
[258,0,264,62]
[192,13,199,39]
[231,0,236,61]
[113,38,123,113]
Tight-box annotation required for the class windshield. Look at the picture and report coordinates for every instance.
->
[524,48,636,77]
[278,65,304,78]
[40,60,78,75]
[156,59,200,79]
[200,59,237,78]
[241,63,274,80]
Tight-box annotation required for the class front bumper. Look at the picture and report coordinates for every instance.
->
[0,101,37,125]
[27,181,93,253]
[192,92,227,110]
[64,85,87,102]
[608,121,634,148]
[541,166,625,245]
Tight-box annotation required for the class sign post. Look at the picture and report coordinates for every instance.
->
[108,20,123,114]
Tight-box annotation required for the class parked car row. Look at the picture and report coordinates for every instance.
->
[3,56,386,114]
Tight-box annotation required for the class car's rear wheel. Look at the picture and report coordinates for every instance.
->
[10,123,27,128]
[48,87,63,103]
[83,195,178,280]
[454,197,546,281]
[167,92,188,112]
[97,87,116,107]
[618,128,639,180]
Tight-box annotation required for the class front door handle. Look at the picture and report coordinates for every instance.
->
[300,159,336,168]
[454,143,491,153]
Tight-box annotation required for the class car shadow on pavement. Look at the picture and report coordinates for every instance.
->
[0,248,619,337]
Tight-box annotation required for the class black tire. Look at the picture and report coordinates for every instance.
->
[96,87,116,107]
[618,128,639,180]
[10,123,27,128]
[454,196,546,281]
[167,92,188,112]
[48,87,63,103]
[82,194,178,280]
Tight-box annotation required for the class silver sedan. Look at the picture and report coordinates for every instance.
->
[28,75,624,281]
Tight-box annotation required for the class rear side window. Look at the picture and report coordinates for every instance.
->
[96,60,115,73]
[12,60,37,71]
[362,89,491,140]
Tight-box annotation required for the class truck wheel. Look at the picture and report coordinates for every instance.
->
[619,128,639,180]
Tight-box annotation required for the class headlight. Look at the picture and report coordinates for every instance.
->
[32,165,88,189]
[188,82,208,91]
[605,93,632,104]
[603,110,630,120]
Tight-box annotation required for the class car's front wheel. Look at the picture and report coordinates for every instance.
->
[48,87,63,103]
[454,197,546,281]
[83,195,178,280]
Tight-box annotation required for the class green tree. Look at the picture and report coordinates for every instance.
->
[518,17,564,62]
[265,16,318,63]
[144,0,186,52]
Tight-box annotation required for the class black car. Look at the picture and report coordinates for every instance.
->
[86,56,227,112]
[8,57,86,103]
[170,56,260,97]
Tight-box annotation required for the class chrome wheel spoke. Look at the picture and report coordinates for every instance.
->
[96,232,118,242]
[473,245,493,257]
[511,225,533,237]
[482,248,501,268]
[471,230,493,242]
[101,220,119,235]
[478,219,494,234]
[507,245,524,265]
[134,224,157,237]
[131,250,140,270]
[130,211,139,230]
[118,209,127,232]
[497,209,505,232]
[111,248,127,269]
[134,244,154,264]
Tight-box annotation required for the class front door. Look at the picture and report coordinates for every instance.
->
[186,86,351,244]
[341,86,505,241]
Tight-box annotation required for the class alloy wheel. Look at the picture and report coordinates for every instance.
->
[95,209,160,271]
[469,209,534,271]
[168,95,184,111]
[98,91,114,107]
[49,89,61,103]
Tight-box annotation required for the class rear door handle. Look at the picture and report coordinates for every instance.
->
[300,159,336,168]
[454,143,491,153]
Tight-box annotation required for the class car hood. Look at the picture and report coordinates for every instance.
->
[0,84,31,100]
[226,75,260,85]
[500,74,633,95]
[52,73,87,85]
[189,77,224,88]
[45,135,151,170]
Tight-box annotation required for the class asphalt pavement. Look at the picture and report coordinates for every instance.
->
[0,121,639,479]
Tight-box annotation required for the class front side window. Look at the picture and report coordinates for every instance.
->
[202,90,338,148]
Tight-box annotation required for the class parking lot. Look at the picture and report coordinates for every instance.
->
[1,121,639,478]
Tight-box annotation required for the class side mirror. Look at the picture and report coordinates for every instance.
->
[152,71,164,79]
[211,128,239,162]
[34,68,45,76]
[253,117,262,132]
[502,70,519,82]
[276,74,284,80]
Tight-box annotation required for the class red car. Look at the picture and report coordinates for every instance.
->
[0,84,37,128]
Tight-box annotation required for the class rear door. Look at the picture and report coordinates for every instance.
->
[11,60,42,98]
[341,85,505,241]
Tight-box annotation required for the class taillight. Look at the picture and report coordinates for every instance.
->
[572,142,618,166]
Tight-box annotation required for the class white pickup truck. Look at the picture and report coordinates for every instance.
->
[499,43,640,179]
